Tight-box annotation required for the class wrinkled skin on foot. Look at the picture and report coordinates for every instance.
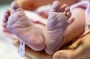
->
[2,1,72,54]
[44,1,71,54]
[2,1,45,51]
[2,1,90,59]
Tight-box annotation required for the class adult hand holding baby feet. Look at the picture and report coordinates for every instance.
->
[3,0,90,59]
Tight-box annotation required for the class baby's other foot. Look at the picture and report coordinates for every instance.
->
[3,1,45,51]
[45,1,72,54]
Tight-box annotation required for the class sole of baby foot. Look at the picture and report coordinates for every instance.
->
[45,1,71,55]
[5,1,45,51]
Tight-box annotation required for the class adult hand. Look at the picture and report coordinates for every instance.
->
[53,33,90,59]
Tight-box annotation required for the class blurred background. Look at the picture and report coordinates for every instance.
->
[0,0,13,21]
[0,0,13,5]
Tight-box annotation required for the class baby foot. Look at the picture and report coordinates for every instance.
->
[45,1,71,54]
[2,1,45,51]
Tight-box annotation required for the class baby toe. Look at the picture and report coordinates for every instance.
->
[64,7,71,18]
[66,11,71,18]
[3,9,11,23]
[65,7,70,13]
[3,17,7,23]
[50,1,60,12]
[5,9,11,15]
[3,10,10,19]
[2,23,7,28]
[11,1,20,11]
[60,4,68,12]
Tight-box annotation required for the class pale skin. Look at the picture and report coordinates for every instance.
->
[2,1,72,54]
[2,0,90,59]
[35,0,86,56]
